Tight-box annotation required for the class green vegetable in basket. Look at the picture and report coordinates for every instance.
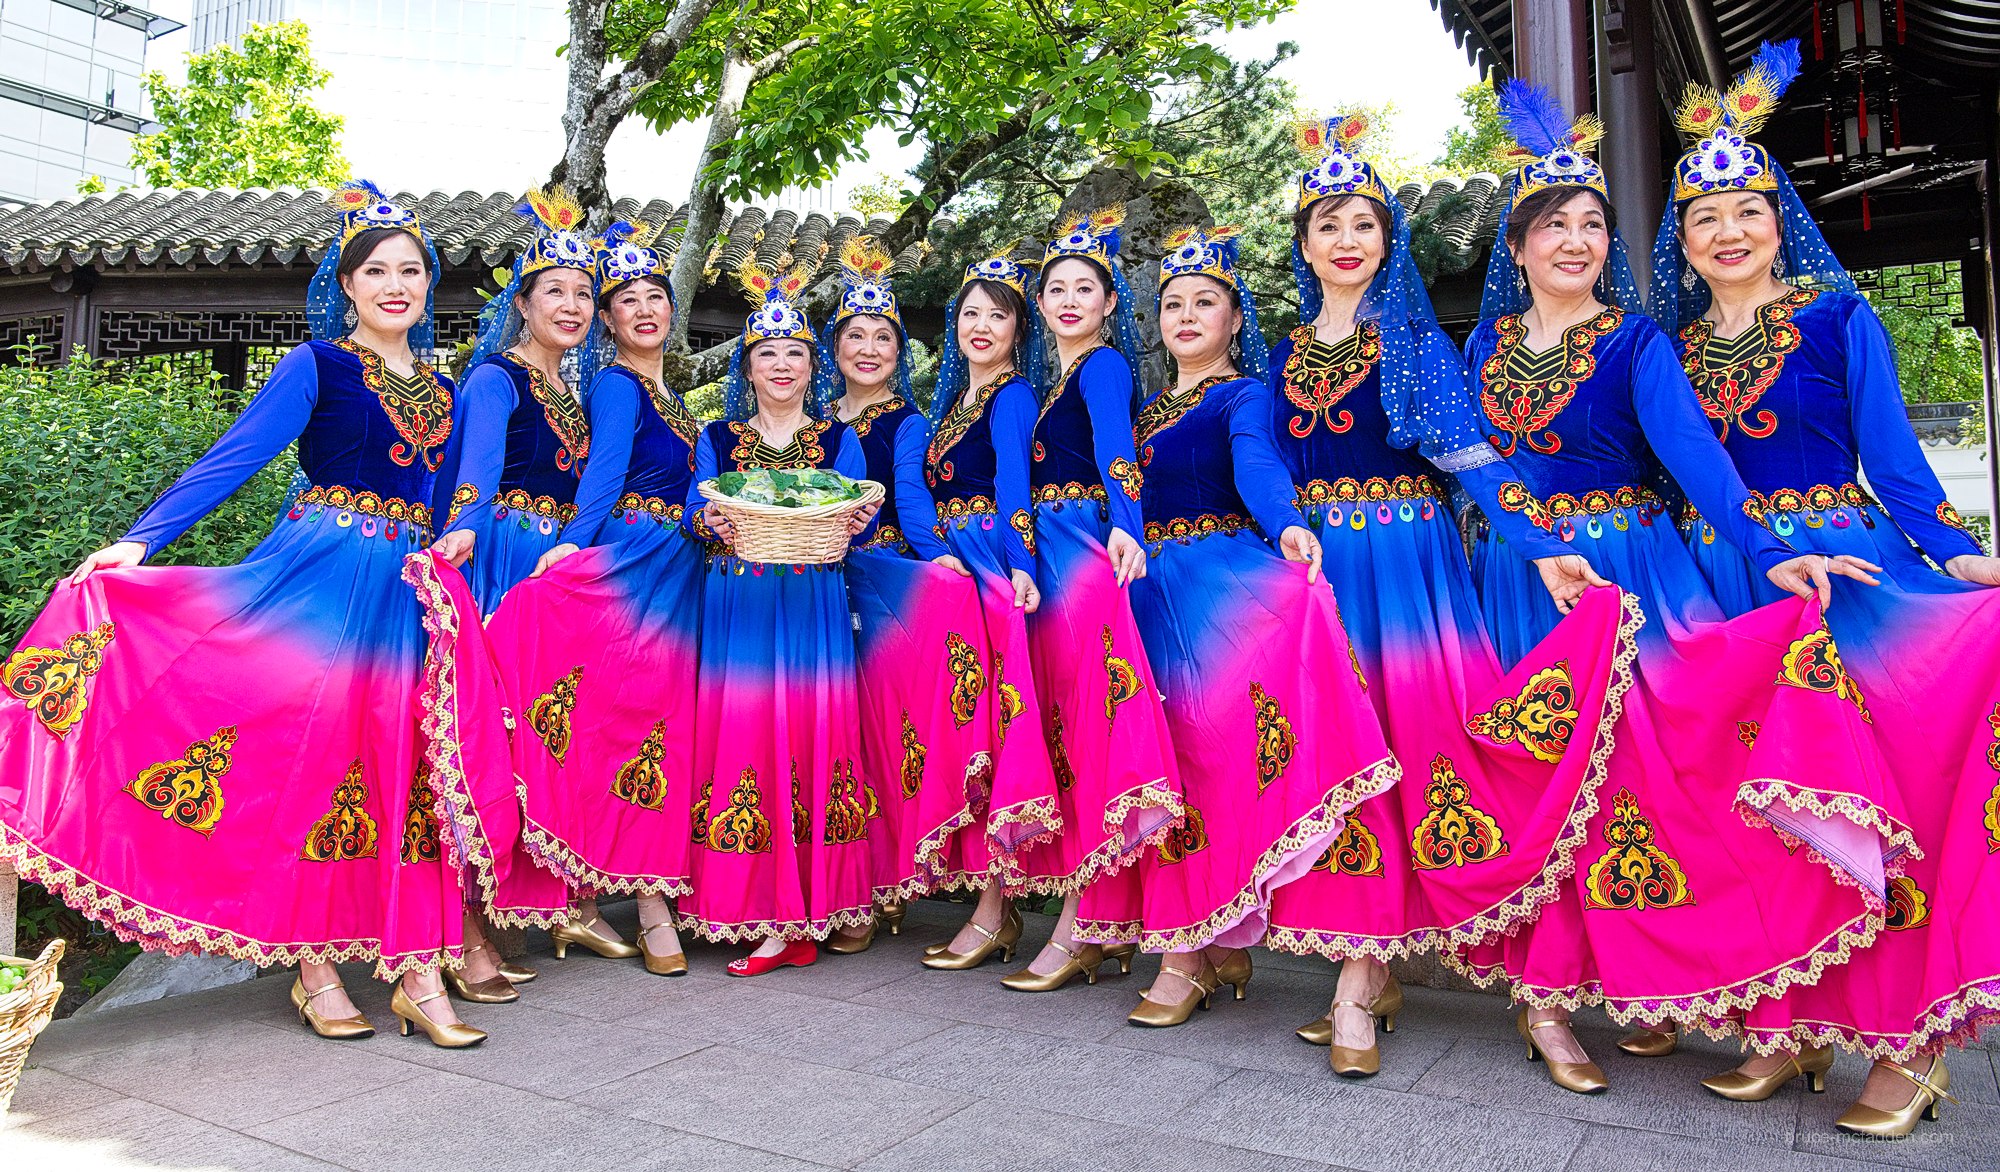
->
[0,964,23,994]
[714,468,866,508]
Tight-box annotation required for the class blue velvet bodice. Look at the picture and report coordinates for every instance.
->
[926,372,1039,576]
[1133,376,1303,542]
[124,339,454,552]
[1465,307,1792,570]
[845,396,947,557]
[1674,288,1979,563]
[1031,346,1145,536]
[1268,325,1434,487]
[437,353,591,531]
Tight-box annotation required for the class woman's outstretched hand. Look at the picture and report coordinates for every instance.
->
[68,541,146,585]
[429,529,476,568]
[1278,525,1322,584]
[1106,527,1148,587]
[1533,554,1613,614]
[1766,553,1881,610]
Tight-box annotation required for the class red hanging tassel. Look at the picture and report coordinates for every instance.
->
[1813,0,1825,56]
[1892,99,1903,148]
[1861,192,1872,230]
[1895,0,1906,42]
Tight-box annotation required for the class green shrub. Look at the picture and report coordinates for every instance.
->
[0,346,293,648]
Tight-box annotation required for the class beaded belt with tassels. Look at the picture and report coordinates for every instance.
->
[286,484,432,542]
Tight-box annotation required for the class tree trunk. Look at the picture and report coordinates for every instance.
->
[549,0,723,223]
[666,44,759,350]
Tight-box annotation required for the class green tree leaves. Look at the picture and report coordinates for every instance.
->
[130,21,349,189]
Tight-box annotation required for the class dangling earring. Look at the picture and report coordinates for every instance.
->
[1681,267,1698,292]
[1771,253,1786,279]
[1514,266,1527,295]
[419,308,431,325]
[343,304,358,329]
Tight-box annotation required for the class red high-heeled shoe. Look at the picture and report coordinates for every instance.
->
[727,938,818,977]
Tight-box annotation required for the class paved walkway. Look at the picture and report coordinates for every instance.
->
[3,900,1994,1171]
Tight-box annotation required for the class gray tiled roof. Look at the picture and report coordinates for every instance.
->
[0,179,1508,282]
[0,188,931,281]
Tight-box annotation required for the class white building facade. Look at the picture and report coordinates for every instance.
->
[0,0,182,201]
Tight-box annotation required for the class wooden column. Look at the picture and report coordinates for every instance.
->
[1598,0,1665,296]
[1512,0,1591,113]
[0,861,16,958]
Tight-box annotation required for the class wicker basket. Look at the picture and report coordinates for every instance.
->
[698,478,885,565]
[0,939,64,1117]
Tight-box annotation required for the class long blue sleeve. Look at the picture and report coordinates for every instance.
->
[682,428,719,540]
[993,381,1039,578]
[1632,327,1795,572]
[1843,301,1982,563]
[1225,382,1310,541]
[443,362,517,535]
[561,371,637,547]
[1079,349,1147,538]
[892,415,950,560]
[122,342,319,556]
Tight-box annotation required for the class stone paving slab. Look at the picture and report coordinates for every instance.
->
[0,900,1983,1171]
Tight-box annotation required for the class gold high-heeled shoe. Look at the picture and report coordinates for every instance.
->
[825,920,877,956]
[1125,961,1216,1027]
[392,983,488,1049]
[1701,1045,1833,1102]
[446,944,519,1004]
[878,897,907,936]
[1212,950,1251,1001]
[1102,942,1138,976]
[1327,981,1404,1078]
[1516,1009,1608,1095]
[498,960,538,985]
[290,977,374,1040]
[1296,976,1401,1046]
[1834,1057,1957,1138]
[1002,939,1111,992]
[638,921,689,976]
[922,905,1022,970]
[550,913,641,960]
[1617,1026,1678,1057]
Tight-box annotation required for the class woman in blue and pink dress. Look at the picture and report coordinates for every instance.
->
[678,263,880,976]
[1647,42,2000,1137]
[1254,116,1638,1079]
[824,239,1006,948]
[0,182,511,1048]
[917,254,1065,971]
[1083,225,1403,1027]
[433,186,602,618]
[463,221,706,978]
[1002,208,1183,992]
[1451,81,1898,1094]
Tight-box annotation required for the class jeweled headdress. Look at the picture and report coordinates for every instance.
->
[515,186,595,279]
[726,261,833,419]
[307,179,440,350]
[1041,205,1125,272]
[1498,81,1608,210]
[594,219,671,300]
[329,179,423,248]
[1671,39,1801,204]
[1158,224,1269,380]
[738,261,816,345]
[960,247,1036,298]
[1649,39,1855,328]
[831,237,902,329]
[465,184,603,379]
[1293,113,1392,212]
